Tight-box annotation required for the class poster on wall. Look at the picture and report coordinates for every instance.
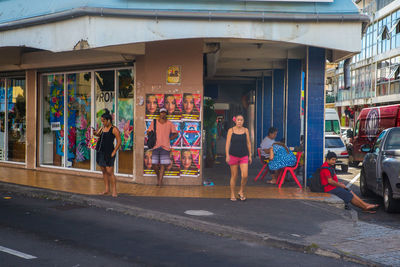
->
[164,94,182,120]
[146,94,164,119]
[166,65,181,85]
[182,93,201,120]
[182,121,201,148]
[180,149,200,177]
[49,75,65,156]
[170,121,182,148]
[164,149,181,178]
[143,149,156,176]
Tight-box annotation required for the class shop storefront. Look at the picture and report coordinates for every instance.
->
[40,68,134,175]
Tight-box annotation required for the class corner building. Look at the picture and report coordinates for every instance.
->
[0,0,366,185]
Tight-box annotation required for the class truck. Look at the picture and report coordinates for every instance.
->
[360,127,400,212]
[325,108,341,135]
[348,104,400,166]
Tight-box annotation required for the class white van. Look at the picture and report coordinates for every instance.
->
[325,108,341,135]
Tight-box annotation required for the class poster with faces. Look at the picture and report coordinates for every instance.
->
[145,94,164,120]
[182,93,201,120]
[143,93,201,178]
[180,149,200,177]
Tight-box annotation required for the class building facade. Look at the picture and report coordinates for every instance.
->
[329,0,400,127]
[0,0,366,184]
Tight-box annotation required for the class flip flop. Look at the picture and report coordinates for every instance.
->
[362,209,377,214]
[238,193,247,201]
[230,198,238,202]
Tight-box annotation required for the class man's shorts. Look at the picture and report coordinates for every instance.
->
[328,187,354,204]
[152,147,171,165]
[229,155,248,165]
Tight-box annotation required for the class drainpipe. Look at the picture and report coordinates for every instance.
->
[343,58,351,90]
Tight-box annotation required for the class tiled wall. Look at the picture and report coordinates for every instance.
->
[263,76,272,138]
[287,59,302,148]
[273,69,285,141]
[306,47,325,178]
[256,78,263,147]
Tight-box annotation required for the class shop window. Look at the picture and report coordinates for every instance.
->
[0,78,26,163]
[41,68,134,175]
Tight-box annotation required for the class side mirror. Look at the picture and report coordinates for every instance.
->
[361,144,371,153]
[347,129,353,138]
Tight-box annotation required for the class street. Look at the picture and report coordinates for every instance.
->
[0,192,362,267]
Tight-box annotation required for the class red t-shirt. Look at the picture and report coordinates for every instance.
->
[148,119,177,151]
[320,162,338,192]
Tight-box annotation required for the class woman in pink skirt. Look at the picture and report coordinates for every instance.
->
[225,115,252,201]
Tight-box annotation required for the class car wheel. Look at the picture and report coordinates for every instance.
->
[383,180,400,213]
[341,165,348,173]
[360,169,372,197]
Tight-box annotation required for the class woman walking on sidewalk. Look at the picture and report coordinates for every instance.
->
[225,115,252,201]
[93,109,121,197]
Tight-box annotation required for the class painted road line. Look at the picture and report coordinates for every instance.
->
[0,245,37,259]
[346,173,360,189]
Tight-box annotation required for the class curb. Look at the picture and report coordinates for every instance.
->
[0,182,383,267]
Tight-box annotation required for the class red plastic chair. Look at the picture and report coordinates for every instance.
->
[254,148,269,181]
[276,152,303,189]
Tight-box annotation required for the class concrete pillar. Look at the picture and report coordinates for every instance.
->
[305,47,325,179]
[273,69,285,141]
[25,70,37,169]
[286,59,302,148]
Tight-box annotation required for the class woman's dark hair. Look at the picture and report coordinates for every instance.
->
[101,109,112,122]
[268,127,278,135]
[235,114,244,119]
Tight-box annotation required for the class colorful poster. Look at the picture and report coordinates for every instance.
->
[182,93,201,120]
[143,149,156,176]
[144,120,153,148]
[180,149,200,177]
[49,75,65,157]
[167,65,181,85]
[182,121,201,148]
[164,94,182,120]
[146,94,164,119]
[164,149,181,178]
[170,121,182,148]
[118,98,134,151]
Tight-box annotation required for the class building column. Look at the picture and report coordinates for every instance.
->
[26,70,37,169]
[305,47,325,179]
[273,69,285,141]
[286,59,302,148]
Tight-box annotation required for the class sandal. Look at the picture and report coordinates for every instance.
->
[362,209,377,214]
[230,197,238,202]
[238,193,247,201]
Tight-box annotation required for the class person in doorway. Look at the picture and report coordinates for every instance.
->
[147,107,178,186]
[225,114,252,201]
[321,152,379,213]
[93,109,121,197]
[267,142,296,184]
[260,127,278,161]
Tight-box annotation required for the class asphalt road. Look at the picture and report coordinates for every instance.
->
[0,193,362,267]
[336,166,400,228]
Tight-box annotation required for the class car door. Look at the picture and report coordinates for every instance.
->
[367,130,386,193]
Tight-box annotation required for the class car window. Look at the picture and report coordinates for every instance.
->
[325,120,341,135]
[373,130,386,153]
[384,129,400,150]
[354,120,360,136]
[325,137,345,148]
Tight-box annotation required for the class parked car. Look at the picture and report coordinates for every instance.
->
[341,127,351,146]
[360,127,400,212]
[348,104,400,167]
[325,134,349,172]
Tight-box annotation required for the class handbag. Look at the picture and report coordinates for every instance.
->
[88,127,103,150]
[147,119,157,149]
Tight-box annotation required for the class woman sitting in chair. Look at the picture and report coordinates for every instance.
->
[267,142,296,184]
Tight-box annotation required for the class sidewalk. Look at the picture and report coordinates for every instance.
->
[1,166,399,266]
